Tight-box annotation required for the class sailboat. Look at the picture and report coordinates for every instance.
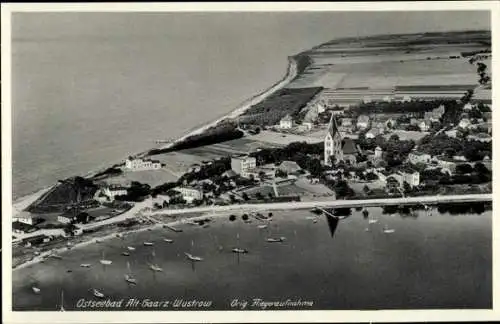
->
[184,252,203,261]
[266,237,286,243]
[32,286,41,294]
[99,251,112,265]
[232,232,248,254]
[143,241,154,246]
[122,251,130,256]
[59,291,65,312]
[257,224,268,229]
[80,263,91,268]
[124,261,137,285]
[149,249,163,272]
[163,238,174,243]
[127,246,136,251]
[93,288,105,298]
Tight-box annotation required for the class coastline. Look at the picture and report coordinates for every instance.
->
[11,56,300,216]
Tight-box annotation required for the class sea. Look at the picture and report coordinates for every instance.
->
[12,208,492,310]
[11,12,491,200]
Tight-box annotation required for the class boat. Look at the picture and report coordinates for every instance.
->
[122,252,130,256]
[305,216,317,220]
[32,286,41,294]
[232,248,248,254]
[59,291,65,312]
[149,249,163,272]
[184,252,203,262]
[80,263,91,268]
[368,217,379,224]
[99,252,112,265]
[66,269,73,273]
[124,262,137,284]
[163,238,174,243]
[127,246,136,251]
[143,242,154,246]
[257,224,268,229]
[93,288,105,298]
[383,226,395,234]
[266,237,286,243]
[312,219,318,223]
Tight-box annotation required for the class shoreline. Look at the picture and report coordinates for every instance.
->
[12,210,235,272]
[11,56,300,215]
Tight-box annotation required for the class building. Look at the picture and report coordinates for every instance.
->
[458,118,471,129]
[424,104,445,122]
[467,133,492,143]
[410,118,419,126]
[277,161,302,175]
[125,157,162,171]
[103,185,128,200]
[222,170,238,179]
[302,121,314,131]
[173,186,203,204]
[419,119,431,132]
[231,155,257,178]
[341,138,358,165]
[340,118,353,128]
[356,115,370,130]
[12,221,35,234]
[12,211,34,225]
[463,103,474,111]
[408,151,432,165]
[386,171,420,188]
[374,146,383,160]
[366,127,382,139]
[432,157,457,174]
[324,115,343,166]
[21,235,53,248]
[385,118,397,129]
[58,214,76,224]
[279,114,293,129]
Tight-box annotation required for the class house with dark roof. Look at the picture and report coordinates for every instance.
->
[278,161,302,175]
[341,138,358,165]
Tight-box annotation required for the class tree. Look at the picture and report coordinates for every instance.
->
[403,181,412,194]
[268,192,274,200]
[229,214,237,221]
[456,163,474,175]
[242,214,249,221]
[363,185,370,194]
[242,192,250,201]
[229,194,236,203]
[76,212,90,224]
[255,192,264,201]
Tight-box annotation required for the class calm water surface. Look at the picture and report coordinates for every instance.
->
[12,208,492,310]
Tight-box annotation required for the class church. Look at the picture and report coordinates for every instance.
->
[324,114,358,166]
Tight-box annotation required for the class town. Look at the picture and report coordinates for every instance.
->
[12,30,492,267]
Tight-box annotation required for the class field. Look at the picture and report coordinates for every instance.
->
[104,168,180,188]
[249,130,323,146]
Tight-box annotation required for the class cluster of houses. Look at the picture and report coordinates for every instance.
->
[124,157,162,171]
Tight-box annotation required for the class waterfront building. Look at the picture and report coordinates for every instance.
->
[408,151,432,165]
[302,121,314,131]
[58,214,76,224]
[384,171,420,188]
[279,114,293,129]
[125,157,162,171]
[374,146,383,160]
[12,221,34,234]
[231,155,257,178]
[458,118,471,129]
[419,119,431,132]
[173,186,203,204]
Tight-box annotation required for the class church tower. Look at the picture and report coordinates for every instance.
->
[324,113,343,166]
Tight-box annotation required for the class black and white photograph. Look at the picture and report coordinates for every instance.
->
[1,2,498,323]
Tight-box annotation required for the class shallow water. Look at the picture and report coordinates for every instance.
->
[12,207,492,310]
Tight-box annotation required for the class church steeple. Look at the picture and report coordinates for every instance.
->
[327,113,340,138]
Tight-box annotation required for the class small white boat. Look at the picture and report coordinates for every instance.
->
[184,252,203,262]
[305,216,317,220]
[149,264,163,272]
[143,242,154,246]
[127,246,136,251]
[312,219,318,223]
[121,252,130,256]
[93,289,105,298]
[100,251,112,265]
[383,226,395,234]
[32,286,41,294]
[125,274,137,285]
[266,237,286,243]
[163,238,174,243]
[165,225,183,232]
[80,264,91,268]
[232,248,248,254]
[257,224,268,229]
[368,218,379,224]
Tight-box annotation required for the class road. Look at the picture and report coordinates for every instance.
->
[13,193,491,242]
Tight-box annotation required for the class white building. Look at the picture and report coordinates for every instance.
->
[387,171,420,188]
[125,157,162,171]
[408,151,432,165]
[463,103,474,111]
[366,127,382,139]
[13,212,34,225]
[231,155,257,178]
[374,146,383,159]
[419,120,431,132]
[458,118,471,129]
[302,121,313,131]
[103,185,128,200]
[58,214,75,224]
[279,114,293,129]
[356,115,370,130]
[173,187,203,204]
[324,115,343,166]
